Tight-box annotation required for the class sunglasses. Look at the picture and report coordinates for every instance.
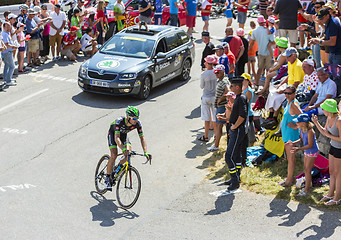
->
[314,6,322,9]
[284,92,294,95]
[131,117,138,120]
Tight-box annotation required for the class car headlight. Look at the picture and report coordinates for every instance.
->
[119,73,137,81]
[79,65,88,77]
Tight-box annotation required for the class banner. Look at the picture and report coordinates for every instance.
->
[264,109,284,157]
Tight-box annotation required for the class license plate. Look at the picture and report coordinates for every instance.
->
[90,80,109,88]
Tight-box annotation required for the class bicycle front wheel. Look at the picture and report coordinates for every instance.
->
[116,166,141,209]
[95,155,109,195]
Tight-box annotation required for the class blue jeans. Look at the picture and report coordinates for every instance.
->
[312,44,322,69]
[170,13,178,26]
[329,53,341,65]
[2,51,15,84]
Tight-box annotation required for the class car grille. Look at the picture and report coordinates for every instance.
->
[88,70,117,80]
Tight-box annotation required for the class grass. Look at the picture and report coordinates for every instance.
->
[202,133,341,211]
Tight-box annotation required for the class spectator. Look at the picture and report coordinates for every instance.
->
[312,99,341,205]
[1,22,17,86]
[198,55,218,142]
[8,14,18,60]
[208,64,230,152]
[113,0,126,32]
[50,3,67,61]
[96,0,107,44]
[4,11,11,22]
[201,31,215,71]
[25,0,32,8]
[297,59,319,105]
[16,22,27,73]
[249,15,275,90]
[224,77,248,191]
[17,4,29,33]
[169,0,180,26]
[222,42,235,78]
[80,28,99,56]
[139,0,153,27]
[74,0,87,16]
[236,28,248,75]
[259,0,269,19]
[214,44,230,76]
[33,0,40,7]
[232,0,250,29]
[310,8,341,65]
[247,21,258,79]
[26,9,44,67]
[61,26,82,61]
[278,85,303,187]
[224,0,233,27]
[273,0,302,48]
[0,31,5,90]
[40,4,51,61]
[71,8,84,39]
[83,10,99,35]
[154,0,164,25]
[303,67,337,116]
[183,0,198,37]
[201,0,212,32]
[223,27,245,75]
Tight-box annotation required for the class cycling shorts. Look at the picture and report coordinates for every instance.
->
[108,132,131,149]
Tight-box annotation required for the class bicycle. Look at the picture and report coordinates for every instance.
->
[94,150,151,209]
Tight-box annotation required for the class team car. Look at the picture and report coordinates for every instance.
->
[78,25,195,99]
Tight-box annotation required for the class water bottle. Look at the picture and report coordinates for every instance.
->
[115,164,123,175]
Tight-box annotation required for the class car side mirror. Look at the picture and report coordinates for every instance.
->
[154,52,166,59]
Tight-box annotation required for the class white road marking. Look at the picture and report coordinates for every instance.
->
[0,88,49,113]
[28,72,78,83]
[0,184,37,192]
[2,128,28,135]
[209,189,242,197]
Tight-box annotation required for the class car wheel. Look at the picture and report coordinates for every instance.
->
[179,58,191,81]
[137,75,152,100]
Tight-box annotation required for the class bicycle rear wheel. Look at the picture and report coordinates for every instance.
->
[95,155,109,194]
[116,166,141,209]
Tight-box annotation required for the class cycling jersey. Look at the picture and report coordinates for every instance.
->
[108,117,143,149]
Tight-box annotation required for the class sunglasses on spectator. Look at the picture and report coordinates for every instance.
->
[314,5,322,9]
[284,92,294,95]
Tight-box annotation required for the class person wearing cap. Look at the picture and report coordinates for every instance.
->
[257,36,288,95]
[18,4,29,33]
[249,15,275,89]
[201,31,215,70]
[236,28,248,76]
[201,0,212,32]
[1,22,17,87]
[214,44,229,75]
[224,76,248,191]
[26,9,44,67]
[207,64,230,151]
[222,42,235,78]
[182,0,198,37]
[273,0,303,48]
[198,54,218,142]
[223,27,245,72]
[297,59,319,103]
[61,26,82,61]
[303,67,337,116]
[310,8,341,65]
[50,3,67,61]
[312,99,341,205]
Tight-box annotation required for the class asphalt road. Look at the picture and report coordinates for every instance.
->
[1,16,341,239]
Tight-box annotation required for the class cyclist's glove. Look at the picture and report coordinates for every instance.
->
[144,152,152,164]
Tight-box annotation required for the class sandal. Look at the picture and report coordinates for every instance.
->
[324,199,341,206]
[278,180,293,187]
[198,136,209,142]
[297,190,308,197]
[319,196,333,202]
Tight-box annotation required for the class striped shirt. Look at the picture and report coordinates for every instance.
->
[214,77,229,108]
[259,0,269,11]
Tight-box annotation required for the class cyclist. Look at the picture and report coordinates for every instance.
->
[105,106,151,190]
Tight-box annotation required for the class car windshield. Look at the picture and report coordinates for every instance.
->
[100,35,155,58]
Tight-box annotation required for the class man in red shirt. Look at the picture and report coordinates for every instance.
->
[222,27,244,74]
[222,42,236,78]
[232,0,250,29]
[61,26,82,61]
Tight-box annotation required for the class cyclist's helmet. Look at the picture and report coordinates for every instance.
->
[126,106,140,119]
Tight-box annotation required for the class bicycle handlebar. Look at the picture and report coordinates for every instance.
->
[117,150,152,165]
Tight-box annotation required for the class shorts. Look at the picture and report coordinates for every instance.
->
[27,39,39,53]
[304,151,319,157]
[108,132,131,149]
[225,9,233,19]
[237,11,247,24]
[18,46,25,52]
[248,56,256,62]
[202,15,210,21]
[201,96,216,122]
[49,34,63,48]
[329,145,341,158]
[139,15,152,24]
[215,106,226,124]
[83,44,93,52]
[257,55,273,70]
[61,47,76,59]
[279,29,298,44]
[186,15,196,28]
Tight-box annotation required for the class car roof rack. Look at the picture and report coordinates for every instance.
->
[125,28,159,36]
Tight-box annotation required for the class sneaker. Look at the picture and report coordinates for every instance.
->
[207,145,219,151]
[52,57,57,61]
[228,183,240,191]
[104,176,112,191]
[6,81,17,86]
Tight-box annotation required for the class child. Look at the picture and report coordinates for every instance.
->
[247,21,257,79]
[290,113,319,196]
[217,92,236,138]
[267,15,276,62]
[16,22,27,73]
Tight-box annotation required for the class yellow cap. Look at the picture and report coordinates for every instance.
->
[241,73,251,81]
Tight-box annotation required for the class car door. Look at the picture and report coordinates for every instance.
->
[175,31,191,73]
[153,37,171,84]
[163,34,182,80]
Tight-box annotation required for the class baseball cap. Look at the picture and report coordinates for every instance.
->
[321,99,338,113]
[204,54,218,64]
[221,42,229,48]
[213,45,224,50]
[275,37,289,49]
[70,26,80,32]
[19,4,29,10]
[303,58,315,67]
[241,73,251,81]
[202,31,210,37]
[257,15,266,23]
[283,47,298,57]
[317,8,330,19]
[33,6,41,13]
[268,15,276,24]
[224,92,236,98]
[293,113,310,123]
[213,64,225,73]
[230,76,244,84]
[54,3,61,8]
[28,9,37,15]
[236,28,244,37]
[8,13,17,19]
